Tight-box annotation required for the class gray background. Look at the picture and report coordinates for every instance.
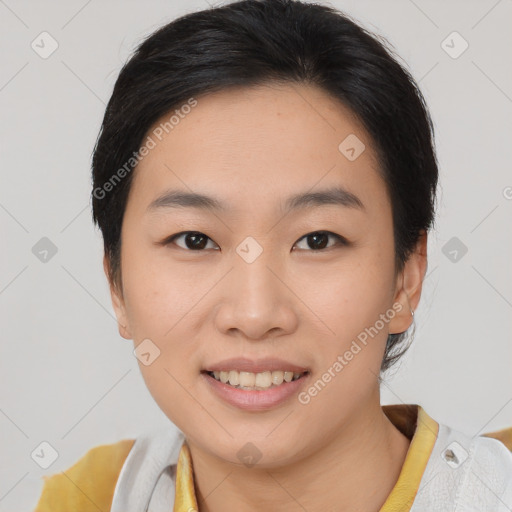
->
[1,0,511,509]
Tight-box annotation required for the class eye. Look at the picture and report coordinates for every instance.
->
[293,231,348,251]
[161,230,348,252]
[164,231,219,251]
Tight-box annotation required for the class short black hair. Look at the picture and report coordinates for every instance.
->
[91,0,439,373]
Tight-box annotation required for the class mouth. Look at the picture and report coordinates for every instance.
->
[201,369,310,391]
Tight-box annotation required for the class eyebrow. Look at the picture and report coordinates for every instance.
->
[146,186,365,214]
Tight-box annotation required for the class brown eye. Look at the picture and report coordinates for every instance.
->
[166,231,219,251]
[294,231,347,251]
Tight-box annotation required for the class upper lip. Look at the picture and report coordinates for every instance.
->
[203,357,310,374]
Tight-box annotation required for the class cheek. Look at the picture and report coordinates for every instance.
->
[120,241,211,382]
[121,249,204,425]
[121,242,198,339]
[296,259,393,427]
[303,253,394,335]
[299,246,395,394]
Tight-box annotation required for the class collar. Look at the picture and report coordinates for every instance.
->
[172,404,438,512]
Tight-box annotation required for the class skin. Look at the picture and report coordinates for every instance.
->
[105,83,428,511]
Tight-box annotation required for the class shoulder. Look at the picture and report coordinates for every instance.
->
[455,432,512,510]
[470,430,512,477]
[411,420,512,511]
[482,425,512,452]
[33,438,135,512]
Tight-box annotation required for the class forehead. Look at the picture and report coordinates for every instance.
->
[128,83,388,216]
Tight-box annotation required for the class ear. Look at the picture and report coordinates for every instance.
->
[103,254,132,340]
[388,230,428,335]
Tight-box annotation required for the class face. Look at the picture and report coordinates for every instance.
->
[107,83,424,467]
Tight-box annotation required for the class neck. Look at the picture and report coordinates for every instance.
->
[187,399,411,512]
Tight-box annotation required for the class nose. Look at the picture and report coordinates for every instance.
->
[214,250,299,341]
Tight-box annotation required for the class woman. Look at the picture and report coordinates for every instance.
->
[34,0,512,510]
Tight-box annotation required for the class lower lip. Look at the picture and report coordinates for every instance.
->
[201,372,310,411]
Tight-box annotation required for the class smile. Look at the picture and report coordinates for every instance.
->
[201,369,311,411]
[206,370,308,390]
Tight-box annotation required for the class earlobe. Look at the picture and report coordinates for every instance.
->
[388,231,428,335]
[103,254,132,340]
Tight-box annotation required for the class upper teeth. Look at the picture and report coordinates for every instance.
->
[211,370,304,389]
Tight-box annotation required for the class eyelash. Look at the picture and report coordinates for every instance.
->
[161,230,349,252]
